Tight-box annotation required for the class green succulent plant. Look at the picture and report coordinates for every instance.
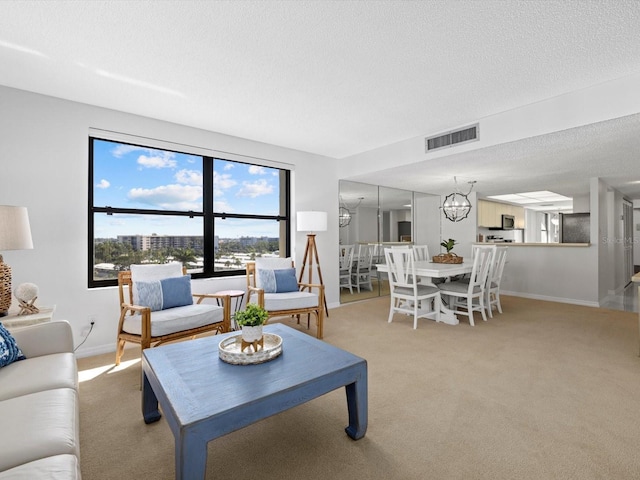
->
[440,238,456,254]
[235,303,269,327]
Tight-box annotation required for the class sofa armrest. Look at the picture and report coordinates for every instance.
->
[10,320,74,357]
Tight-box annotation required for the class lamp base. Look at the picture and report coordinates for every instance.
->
[0,260,12,316]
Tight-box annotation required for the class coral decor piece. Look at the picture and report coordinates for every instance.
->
[14,282,39,315]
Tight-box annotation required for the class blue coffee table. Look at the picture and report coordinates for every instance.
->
[142,323,368,480]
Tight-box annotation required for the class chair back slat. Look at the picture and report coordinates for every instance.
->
[339,245,355,270]
[412,245,430,262]
[490,247,508,286]
[384,247,416,289]
[469,246,495,291]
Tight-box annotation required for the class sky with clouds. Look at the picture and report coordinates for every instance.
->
[93,139,282,239]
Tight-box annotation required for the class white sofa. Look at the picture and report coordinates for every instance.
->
[0,320,81,479]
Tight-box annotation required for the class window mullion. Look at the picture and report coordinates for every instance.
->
[203,157,214,275]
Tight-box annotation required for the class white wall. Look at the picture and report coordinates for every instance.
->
[634,209,640,267]
[0,86,339,357]
[414,195,441,256]
[501,245,598,306]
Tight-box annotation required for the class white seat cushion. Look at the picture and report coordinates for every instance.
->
[438,281,481,294]
[0,388,79,472]
[263,291,318,312]
[122,303,225,337]
[0,353,77,401]
[0,454,80,480]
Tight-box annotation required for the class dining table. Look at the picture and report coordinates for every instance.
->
[375,260,473,325]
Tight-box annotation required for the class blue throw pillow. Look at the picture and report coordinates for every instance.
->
[160,275,194,309]
[0,323,26,368]
[258,268,299,293]
[135,275,193,311]
[135,280,164,311]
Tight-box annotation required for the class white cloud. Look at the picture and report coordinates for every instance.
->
[223,163,234,171]
[137,152,177,169]
[175,169,202,186]
[111,144,150,158]
[213,199,234,212]
[128,184,202,210]
[237,179,273,198]
[96,179,110,189]
[248,165,267,175]
[213,171,237,198]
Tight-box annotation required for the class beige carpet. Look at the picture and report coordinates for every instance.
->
[78,296,640,479]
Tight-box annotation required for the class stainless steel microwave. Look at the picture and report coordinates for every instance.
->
[501,214,515,229]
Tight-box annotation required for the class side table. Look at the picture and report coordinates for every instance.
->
[215,290,245,330]
[1,306,56,332]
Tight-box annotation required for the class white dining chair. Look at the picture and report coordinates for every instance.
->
[412,245,430,262]
[437,245,495,326]
[339,244,356,294]
[486,246,508,317]
[384,247,441,329]
[353,244,374,292]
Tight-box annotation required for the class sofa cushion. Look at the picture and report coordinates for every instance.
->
[258,268,299,293]
[263,291,318,312]
[0,322,25,368]
[0,352,77,401]
[0,454,80,480]
[0,388,79,472]
[135,275,194,311]
[122,303,225,337]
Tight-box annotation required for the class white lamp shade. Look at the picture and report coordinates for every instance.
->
[0,206,33,251]
[297,211,328,232]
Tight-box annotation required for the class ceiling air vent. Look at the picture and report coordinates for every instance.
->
[425,124,479,152]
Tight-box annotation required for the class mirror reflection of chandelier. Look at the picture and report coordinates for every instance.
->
[339,196,364,228]
[442,177,476,222]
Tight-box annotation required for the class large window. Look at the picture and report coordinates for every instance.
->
[89,137,290,287]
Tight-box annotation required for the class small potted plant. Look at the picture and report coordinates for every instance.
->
[235,303,269,351]
[433,238,463,264]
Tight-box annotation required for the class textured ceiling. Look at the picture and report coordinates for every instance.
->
[2,0,640,201]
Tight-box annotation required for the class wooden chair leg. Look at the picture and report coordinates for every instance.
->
[115,338,126,366]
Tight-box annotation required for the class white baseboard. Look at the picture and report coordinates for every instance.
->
[500,290,600,308]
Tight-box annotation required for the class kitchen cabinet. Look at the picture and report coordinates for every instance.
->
[477,200,525,228]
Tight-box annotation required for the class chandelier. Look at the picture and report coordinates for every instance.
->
[442,177,476,222]
[339,196,363,228]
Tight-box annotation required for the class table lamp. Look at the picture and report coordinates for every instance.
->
[297,211,328,316]
[0,206,34,316]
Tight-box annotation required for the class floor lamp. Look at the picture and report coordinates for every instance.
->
[0,206,34,316]
[297,211,329,317]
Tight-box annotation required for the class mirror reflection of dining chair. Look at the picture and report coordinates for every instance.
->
[339,244,356,294]
[353,244,374,292]
[384,247,441,329]
[437,245,495,326]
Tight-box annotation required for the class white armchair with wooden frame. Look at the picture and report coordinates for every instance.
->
[245,257,325,339]
[116,262,231,365]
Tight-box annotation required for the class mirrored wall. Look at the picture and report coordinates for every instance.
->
[339,180,441,304]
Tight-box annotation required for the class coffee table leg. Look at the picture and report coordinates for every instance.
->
[176,431,207,480]
[344,369,368,440]
[142,371,162,424]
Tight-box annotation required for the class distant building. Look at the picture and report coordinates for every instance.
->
[117,234,203,252]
